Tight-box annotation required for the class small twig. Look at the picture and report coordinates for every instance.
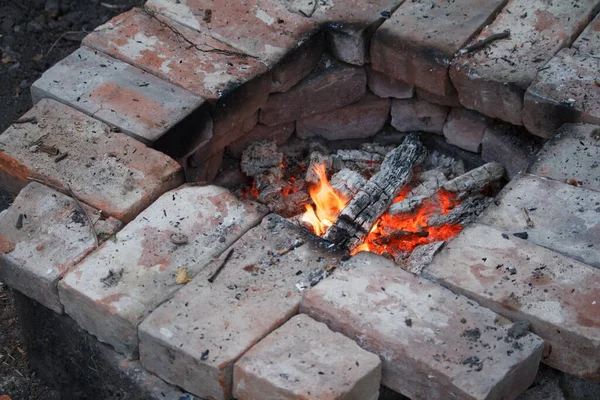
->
[208,248,234,283]
[100,2,130,10]
[521,207,534,228]
[462,30,510,54]
[54,152,69,163]
[12,117,37,124]
[46,30,87,57]
[278,239,305,256]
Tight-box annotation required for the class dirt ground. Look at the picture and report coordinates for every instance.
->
[0,1,138,398]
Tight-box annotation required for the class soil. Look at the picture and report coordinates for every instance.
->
[0,1,138,398]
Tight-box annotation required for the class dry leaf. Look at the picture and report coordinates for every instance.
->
[176,267,191,284]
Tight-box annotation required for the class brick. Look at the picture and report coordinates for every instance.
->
[366,66,414,99]
[233,314,382,400]
[297,93,390,140]
[0,99,183,223]
[185,148,224,183]
[270,34,325,93]
[416,86,462,107]
[58,185,266,358]
[146,0,317,67]
[574,11,600,55]
[390,98,449,134]
[0,183,121,313]
[138,214,344,400]
[527,123,600,193]
[482,124,541,179]
[523,48,600,138]
[301,252,544,400]
[30,47,203,145]
[83,8,267,100]
[450,0,600,126]
[260,55,366,126]
[443,108,492,153]
[371,0,507,96]
[479,173,600,269]
[423,224,600,379]
[227,122,295,158]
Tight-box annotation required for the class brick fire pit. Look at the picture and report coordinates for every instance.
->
[0,1,599,399]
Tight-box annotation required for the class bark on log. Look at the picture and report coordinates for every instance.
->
[323,133,426,249]
[405,241,445,275]
[442,162,504,194]
[427,195,493,226]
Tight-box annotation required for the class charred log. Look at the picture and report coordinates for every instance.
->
[373,229,428,246]
[241,140,283,178]
[330,169,367,199]
[442,162,504,194]
[427,195,493,227]
[405,241,445,275]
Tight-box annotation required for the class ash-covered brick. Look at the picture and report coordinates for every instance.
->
[58,185,266,359]
[528,123,600,193]
[138,214,344,400]
[227,122,295,159]
[83,8,267,101]
[370,0,507,96]
[423,224,600,380]
[366,66,414,99]
[301,252,544,400]
[443,108,492,153]
[0,99,183,223]
[482,123,541,179]
[390,98,449,134]
[296,93,390,140]
[479,173,600,269]
[450,0,600,126]
[260,55,366,126]
[30,47,203,145]
[233,314,382,400]
[0,183,121,314]
[270,34,325,93]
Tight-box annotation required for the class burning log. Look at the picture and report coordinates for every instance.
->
[388,196,426,215]
[442,162,504,194]
[405,241,445,275]
[323,133,426,249]
[388,168,447,215]
[373,229,428,246]
[241,140,283,178]
[306,151,331,184]
[330,168,367,199]
[427,195,493,227]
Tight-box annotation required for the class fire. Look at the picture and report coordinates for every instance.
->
[301,163,463,258]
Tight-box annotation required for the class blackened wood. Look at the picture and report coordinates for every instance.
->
[373,229,428,246]
[427,195,493,227]
[442,162,504,194]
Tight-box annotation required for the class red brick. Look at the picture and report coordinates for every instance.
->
[227,122,295,158]
[270,34,325,93]
[0,183,121,313]
[146,0,317,67]
[574,11,600,55]
[138,214,344,399]
[0,99,183,223]
[185,148,224,183]
[450,0,600,125]
[443,108,492,153]
[390,98,449,134]
[301,252,544,400]
[296,93,390,140]
[83,8,267,101]
[371,0,507,96]
[259,56,366,126]
[482,124,541,179]
[424,224,600,379]
[416,86,462,108]
[366,66,414,99]
[233,314,382,400]
[58,185,266,358]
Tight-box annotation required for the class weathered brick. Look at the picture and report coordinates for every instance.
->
[233,314,382,400]
[146,0,317,67]
[443,108,492,153]
[482,124,541,179]
[30,47,203,145]
[574,11,600,55]
[185,148,224,183]
[371,0,507,96]
[138,214,344,400]
[270,34,325,93]
[58,185,266,358]
[297,93,390,140]
[416,86,462,107]
[479,173,600,269]
[528,123,600,193]
[0,183,121,313]
[390,98,449,134]
[227,122,295,158]
[0,99,183,222]
[450,0,600,126]
[83,8,267,100]
[523,48,600,138]
[260,56,366,126]
[366,66,414,99]
[301,252,544,400]
[423,224,600,379]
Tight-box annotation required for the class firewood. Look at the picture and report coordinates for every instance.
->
[409,169,448,197]
[388,195,426,215]
[240,140,283,178]
[405,241,445,275]
[323,133,426,249]
[442,162,504,194]
[427,195,493,227]
[330,169,366,199]
[373,229,428,246]
[305,151,331,184]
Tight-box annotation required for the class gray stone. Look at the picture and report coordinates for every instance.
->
[482,124,541,179]
[366,66,414,99]
[443,108,492,153]
[390,98,449,134]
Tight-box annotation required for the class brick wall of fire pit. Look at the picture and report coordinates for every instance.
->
[0,1,600,400]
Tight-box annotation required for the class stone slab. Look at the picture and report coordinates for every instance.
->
[146,0,317,67]
[479,173,600,269]
[58,185,266,358]
[574,11,600,55]
[296,93,390,140]
[301,252,544,400]
[233,314,382,400]
[370,0,507,96]
[366,66,414,99]
[0,99,184,223]
[450,0,600,125]
[390,98,449,134]
[228,122,295,158]
[416,86,462,108]
[0,183,121,313]
[270,34,325,93]
[523,48,600,138]
[30,47,203,145]
[443,108,492,153]
[528,123,600,193]
[138,214,344,400]
[260,55,366,126]
[423,224,600,379]
[482,124,541,179]
[83,8,267,100]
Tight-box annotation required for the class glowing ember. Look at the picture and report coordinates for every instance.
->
[241,181,259,200]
